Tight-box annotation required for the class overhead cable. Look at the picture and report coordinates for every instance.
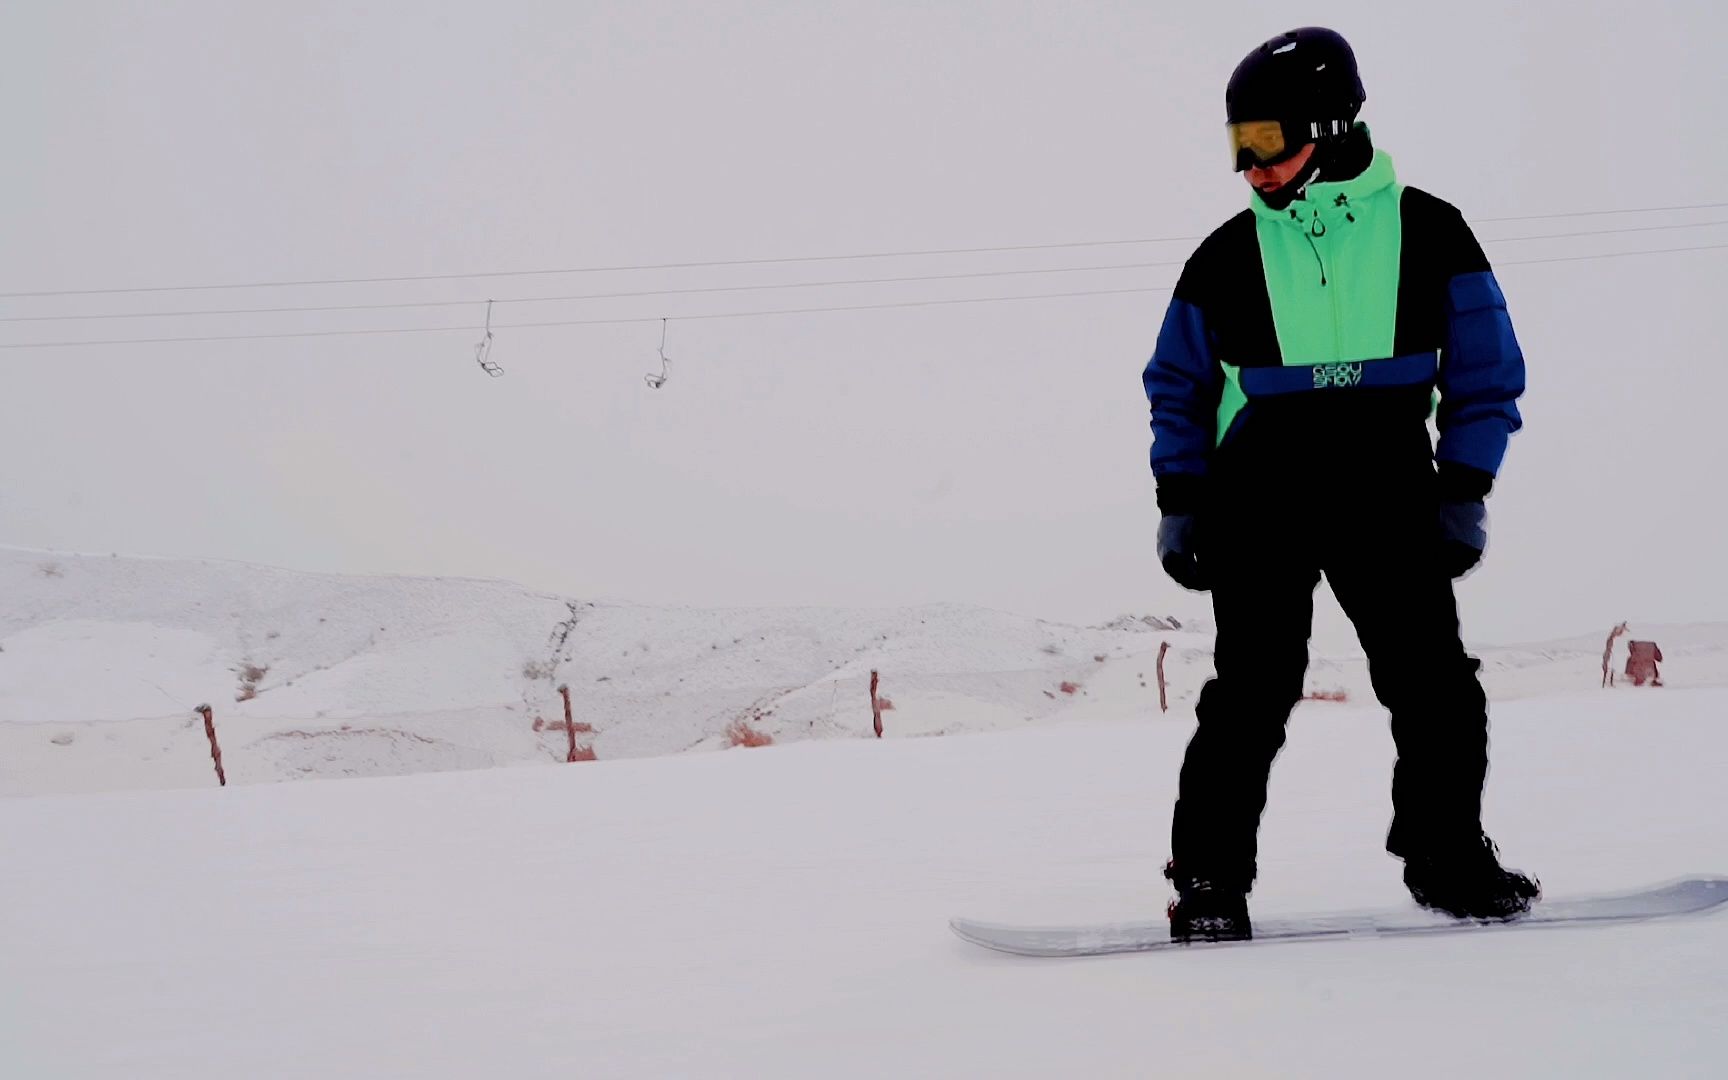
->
[3,199,1724,301]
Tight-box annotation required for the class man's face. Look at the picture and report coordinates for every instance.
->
[1245,143,1316,195]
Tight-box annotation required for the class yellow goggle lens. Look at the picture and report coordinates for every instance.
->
[1227,120,1287,162]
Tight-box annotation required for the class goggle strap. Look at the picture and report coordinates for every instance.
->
[1302,119,1354,140]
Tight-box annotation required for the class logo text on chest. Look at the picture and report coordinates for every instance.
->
[1312,362,1364,389]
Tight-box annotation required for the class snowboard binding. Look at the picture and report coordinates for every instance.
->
[1165,862,1252,942]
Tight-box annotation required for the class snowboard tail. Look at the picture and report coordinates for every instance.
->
[950,877,1728,957]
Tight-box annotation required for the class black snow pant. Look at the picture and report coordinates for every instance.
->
[1169,464,1490,890]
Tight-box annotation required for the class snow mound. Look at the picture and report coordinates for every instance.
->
[1,547,1197,795]
[5,545,1724,798]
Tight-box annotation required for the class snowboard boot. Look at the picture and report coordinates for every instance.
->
[1402,835,1541,920]
[1164,861,1251,942]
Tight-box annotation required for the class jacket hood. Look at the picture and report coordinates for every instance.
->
[1251,133,1398,233]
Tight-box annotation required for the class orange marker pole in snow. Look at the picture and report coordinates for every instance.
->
[195,704,226,787]
[559,684,578,762]
[1156,642,1171,714]
[1602,621,1628,688]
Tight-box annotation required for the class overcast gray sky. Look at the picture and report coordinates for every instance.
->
[3,0,1725,647]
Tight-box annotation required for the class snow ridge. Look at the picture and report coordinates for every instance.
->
[4,546,1723,797]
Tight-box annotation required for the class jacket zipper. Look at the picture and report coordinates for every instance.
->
[1294,207,1328,286]
[1303,209,1344,353]
[1291,203,1347,356]
[1304,232,1328,286]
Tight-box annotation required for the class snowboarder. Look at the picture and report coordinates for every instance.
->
[1143,27,1539,941]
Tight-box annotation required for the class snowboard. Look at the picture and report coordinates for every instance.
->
[950,876,1728,957]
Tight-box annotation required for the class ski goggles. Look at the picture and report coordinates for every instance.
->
[1228,118,1353,172]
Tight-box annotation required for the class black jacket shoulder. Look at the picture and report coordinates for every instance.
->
[1173,209,1282,365]
[1393,187,1494,354]
[1173,209,1260,307]
[1400,187,1490,275]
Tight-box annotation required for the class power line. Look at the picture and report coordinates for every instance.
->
[0,286,1172,350]
[3,198,1723,302]
[0,260,1185,325]
[513,287,1166,327]
[0,240,1193,301]
[1476,200,1728,224]
[1497,241,1728,268]
[0,322,476,350]
[1483,218,1728,244]
[8,217,1724,328]
[4,238,1727,352]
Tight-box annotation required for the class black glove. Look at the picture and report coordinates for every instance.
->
[1439,500,1488,580]
[1157,514,1210,592]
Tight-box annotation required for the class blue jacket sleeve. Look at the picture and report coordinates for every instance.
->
[1143,297,1222,513]
[1435,265,1526,484]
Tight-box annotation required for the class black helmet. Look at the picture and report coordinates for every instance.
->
[1226,27,1365,172]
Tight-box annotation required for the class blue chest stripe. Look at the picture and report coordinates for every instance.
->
[1236,351,1438,396]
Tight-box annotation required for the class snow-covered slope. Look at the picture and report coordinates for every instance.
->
[3,686,1724,1078]
[5,546,1725,798]
[0,546,1201,796]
